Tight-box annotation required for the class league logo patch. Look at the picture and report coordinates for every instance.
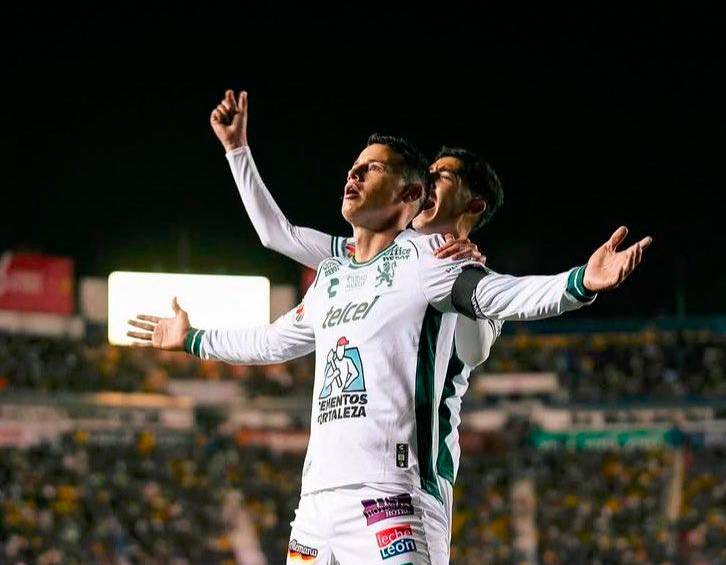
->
[376,525,416,560]
[361,494,414,526]
[287,539,318,561]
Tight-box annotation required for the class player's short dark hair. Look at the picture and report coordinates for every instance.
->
[435,146,503,231]
[367,133,432,208]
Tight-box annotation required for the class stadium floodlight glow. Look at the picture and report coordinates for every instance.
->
[108,271,270,346]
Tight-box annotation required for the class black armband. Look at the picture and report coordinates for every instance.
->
[452,266,489,319]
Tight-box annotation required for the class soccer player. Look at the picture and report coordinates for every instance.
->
[128,133,651,564]
[207,89,508,535]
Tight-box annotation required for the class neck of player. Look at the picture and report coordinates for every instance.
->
[352,226,401,263]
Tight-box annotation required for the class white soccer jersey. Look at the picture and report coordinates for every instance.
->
[190,230,595,499]
[227,145,497,363]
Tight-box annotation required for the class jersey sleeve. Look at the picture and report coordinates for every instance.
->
[454,316,503,368]
[226,146,349,269]
[413,234,488,312]
[466,265,596,321]
[186,285,316,365]
[414,233,596,321]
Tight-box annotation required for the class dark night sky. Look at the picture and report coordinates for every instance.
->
[3,5,724,318]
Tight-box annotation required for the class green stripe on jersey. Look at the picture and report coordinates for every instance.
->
[349,240,397,268]
[184,328,204,357]
[415,306,444,503]
[436,344,465,484]
[566,265,596,302]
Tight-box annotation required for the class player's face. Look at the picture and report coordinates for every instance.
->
[413,157,471,233]
[342,144,410,229]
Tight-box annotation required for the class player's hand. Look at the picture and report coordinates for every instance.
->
[127,297,190,351]
[434,233,486,264]
[583,226,652,292]
[210,89,248,153]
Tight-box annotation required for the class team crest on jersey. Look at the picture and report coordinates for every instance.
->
[375,261,396,287]
[318,337,367,425]
[295,303,305,322]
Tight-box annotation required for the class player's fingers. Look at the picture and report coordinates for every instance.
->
[128,319,155,331]
[172,296,181,314]
[443,233,455,243]
[225,89,237,111]
[239,90,248,113]
[211,109,221,123]
[473,251,486,264]
[638,236,653,250]
[623,249,637,275]
[127,331,152,341]
[434,239,457,256]
[137,314,161,323]
[450,251,475,261]
[434,243,457,257]
[437,241,472,258]
[217,104,230,117]
[608,225,628,250]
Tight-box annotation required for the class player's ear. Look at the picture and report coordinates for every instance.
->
[401,182,424,204]
[466,196,486,216]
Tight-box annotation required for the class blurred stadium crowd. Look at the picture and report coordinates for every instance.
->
[1,326,724,564]
[2,433,724,564]
[1,328,723,402]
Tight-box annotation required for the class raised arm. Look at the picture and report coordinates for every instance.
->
[127,297,314,365]
[211,89,350,269]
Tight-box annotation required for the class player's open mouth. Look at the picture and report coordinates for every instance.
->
[344,184,361,199]
[419,195,436,214]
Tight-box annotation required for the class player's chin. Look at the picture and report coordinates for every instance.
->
[341,198,363,222]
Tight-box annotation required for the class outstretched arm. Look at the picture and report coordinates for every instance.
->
[211,90,350,269]
[418,226,652,321]
[127,297,314,365]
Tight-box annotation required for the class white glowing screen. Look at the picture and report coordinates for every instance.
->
[108,271,270,346]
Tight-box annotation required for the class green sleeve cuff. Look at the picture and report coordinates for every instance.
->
[183,328,205,357]
[566,265,597,302]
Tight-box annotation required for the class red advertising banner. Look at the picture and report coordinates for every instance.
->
[0,252,74,314]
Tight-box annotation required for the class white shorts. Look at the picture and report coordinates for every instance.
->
[286,482,450,564]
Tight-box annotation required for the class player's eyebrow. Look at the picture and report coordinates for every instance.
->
[431,166,461,176]
[353,158,391,169]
